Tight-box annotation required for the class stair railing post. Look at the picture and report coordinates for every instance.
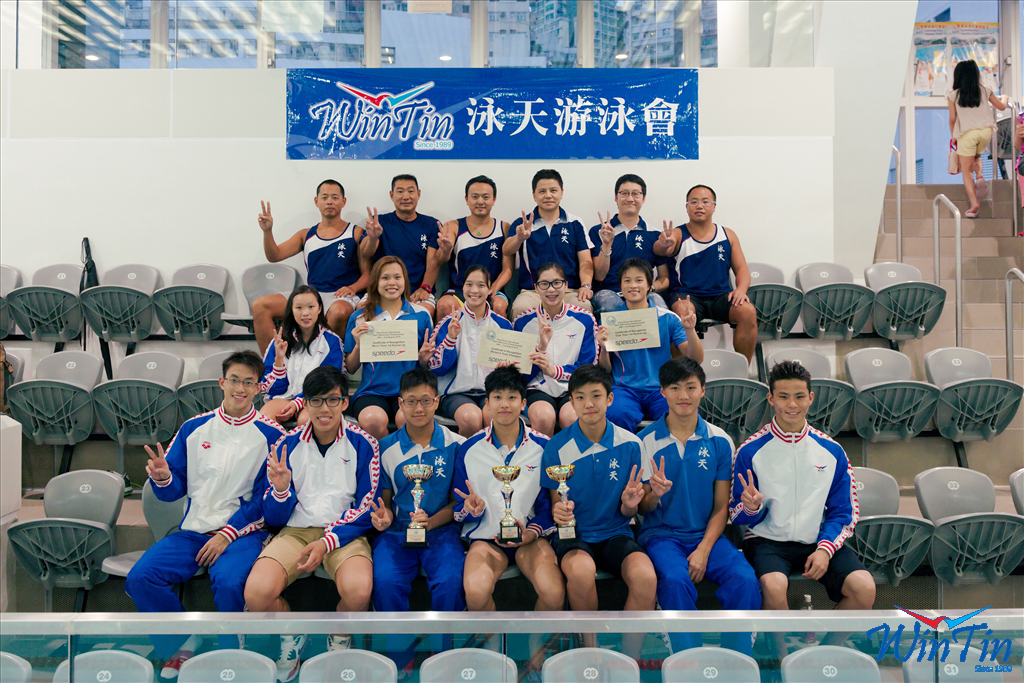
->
[933,194,963,347]
[892,145,902,262]
[1007,268,1024,382]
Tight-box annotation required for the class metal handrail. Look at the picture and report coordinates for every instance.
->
[1010,102,1019,237]
[933,194,962,347]
[1007,268,1023,381]
[892,145,902,262]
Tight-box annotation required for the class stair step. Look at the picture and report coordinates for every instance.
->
[886,216,1017,236]
[883,180,1018,202]
[901,256,1024,281]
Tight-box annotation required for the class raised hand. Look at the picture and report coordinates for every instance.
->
[258,201,274,233]
[267,443,291,493]
[538,314,552,350]
[597,211,615,249]
[656,220,677,253]
[595,325,609,348]
[649,456,673,498]
[145,443,171,483]
[529,350,554,377]
[447,310,463,340]
[454,480,486,517]
[679,295,698,329]
[296,540,327,573]
[364,207,382,239]
[273,328,288,367]
[352,321,371,342]
[737,469,763,512]
[437,221,455,258]
[418,330,436,365]
[620,465,646,511]
[369,497,393,531]
[517,211,534,241]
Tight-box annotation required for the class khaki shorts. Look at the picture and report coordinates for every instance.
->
[511,289,593,319]
[958,127,993,157]
[258,527,371,586]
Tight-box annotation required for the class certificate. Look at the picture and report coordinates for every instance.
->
[477,328,535,373]
[360,320,419,363]
[602,308,660,351]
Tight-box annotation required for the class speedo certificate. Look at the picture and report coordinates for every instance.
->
[360,320,418,362]
[477,328,534,373]
[602,308,660,351]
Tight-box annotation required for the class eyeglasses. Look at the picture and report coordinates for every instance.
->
[687,199,716,207]
[223,378,258,388]
[617,191,644,199]
[536,279,566,290]
[400,397,438,408]
[307,396,345,408]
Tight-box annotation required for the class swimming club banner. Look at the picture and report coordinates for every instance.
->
[286,68,698,161]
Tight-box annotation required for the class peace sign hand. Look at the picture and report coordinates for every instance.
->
[369,497,393,531]
[678,296,698,329]
[597,211,615,249]
[657,220,677,252]
[267,443,291,493]
[365,207,382,239]
[418,330,436,365]
[649,456,673,498]
[737,469,763,512]
[517,211,534,241]
[437,221,454,258]
[447,310,463,340]
[454,480,486,517]
[273,328,288,367]
[145,443,171,483]
[258,201,274,233]
[620,465,646,511]
[537,313,552,351]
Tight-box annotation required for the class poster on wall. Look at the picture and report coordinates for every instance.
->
[913,23,999,97]
[286,69,698,160]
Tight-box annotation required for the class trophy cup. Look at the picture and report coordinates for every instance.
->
[492,465,522,543]
[402,463,434,548]
[545,464,576,540]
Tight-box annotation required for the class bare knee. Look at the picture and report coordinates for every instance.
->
[760,573,789,609]
[326,303,352,334]
[491,296,509,319]
[842,570,876,609]
[336,563,373,610]
[562,553,596,587]
[253,294,283,319]
[732,302,757,328]
[623,556,658,600]
[244,563,284,612]
[359,408,389,440]
[464,567,498,610]
[529,403,556,436]
[436,296,459,321]
[455,405,483,435]
[558,403,577,429]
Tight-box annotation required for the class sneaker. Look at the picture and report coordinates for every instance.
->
[160,635,203,680]
[328,634,353,651]
[275,634,307,683]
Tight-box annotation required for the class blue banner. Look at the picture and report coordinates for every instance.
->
[286,68,698,161]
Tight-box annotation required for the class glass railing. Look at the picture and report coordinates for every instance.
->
[1,610,1021,681]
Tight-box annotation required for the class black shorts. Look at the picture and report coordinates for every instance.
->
[744,538,867,603]
[348,395,400,422]
[439,392,487,418]
[526,389,572,413]
[666,291,733,323]
[554,535,645,578]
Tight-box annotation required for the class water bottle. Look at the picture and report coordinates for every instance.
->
[802,594,816,644]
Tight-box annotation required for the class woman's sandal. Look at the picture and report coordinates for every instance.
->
[965,208,980,218]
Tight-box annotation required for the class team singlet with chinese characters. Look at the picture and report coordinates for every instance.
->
[304,223,361,293]
[450,217,506,290]
[669,223,733,298]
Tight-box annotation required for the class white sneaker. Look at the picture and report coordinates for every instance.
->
[160,635,203,680]
[275,634,307,683]
[328,634,352,651]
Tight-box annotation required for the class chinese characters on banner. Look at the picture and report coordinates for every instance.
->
[286,69,698,160]
[913,23,999,97]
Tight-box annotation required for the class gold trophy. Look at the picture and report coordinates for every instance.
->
[492,465,522,543]
[402,463,434,548]
[545,464,576,540]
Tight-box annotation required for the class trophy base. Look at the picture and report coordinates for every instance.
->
[499,524,522,544]
[557,525,576,540]
[404,527,428,548]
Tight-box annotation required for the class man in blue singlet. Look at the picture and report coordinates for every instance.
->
[359,174,446,321]
[252,180,368,353]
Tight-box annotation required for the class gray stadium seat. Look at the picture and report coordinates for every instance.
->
[541,648,639,682]
[53,650,154,682]
[298,649,398,682]
[0,652,32,683]
[915,467,1024,586]
[5,264,84,342]
[924,347,1023,443]
[0,264,24,339]
[767,348,855,438]
[178,649,276,683]
[780,646,880,682]
[1012,468,1024,515]
[5,351,24,384]
[701,349,771,444]
[419,649,517,683]
[796,262,873,340]
[92,351,184,474]
[903,647,1002,682]
[153,264,229,341]
[662,647,760,682]
[747,262,802,341]
[865,263,946,342]
[6,351,104,474]
[222,263,303,332]
[102,479,187,578]
[177,350,236,421]
[846,467,933,586]
[80,264,162,343]
[7,470,124,611]
[845,348,939,442]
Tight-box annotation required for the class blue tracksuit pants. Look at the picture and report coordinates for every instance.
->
[644,535,761,655]
[126,529,266,657]
[606,386,668,433]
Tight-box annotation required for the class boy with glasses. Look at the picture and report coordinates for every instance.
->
[589,174,671,315]
[653,184,758,364]
[127,351,286,679]
[243,366,379,682]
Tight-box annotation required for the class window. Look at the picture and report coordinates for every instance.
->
[382,2,467,67]
[274,0,365,68]
[488,0,574,68]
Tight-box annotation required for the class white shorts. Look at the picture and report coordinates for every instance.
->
[320,292,362,312]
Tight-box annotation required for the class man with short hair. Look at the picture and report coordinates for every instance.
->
[127,350,286,679]
[360,175,446,319]
[590,173,671,315]
[503,169,595,319]
[654,184,758,364]
[243,366,378,682]
[253,180,368,352]
[638,357,760,655]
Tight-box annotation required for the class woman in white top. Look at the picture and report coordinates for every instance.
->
[947,59,1008,217]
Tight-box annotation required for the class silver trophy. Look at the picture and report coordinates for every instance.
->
[492,465,522,543]
[402,463,434,548]
[545,464,576,540]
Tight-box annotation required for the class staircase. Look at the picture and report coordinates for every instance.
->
[862,180,1023,487]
